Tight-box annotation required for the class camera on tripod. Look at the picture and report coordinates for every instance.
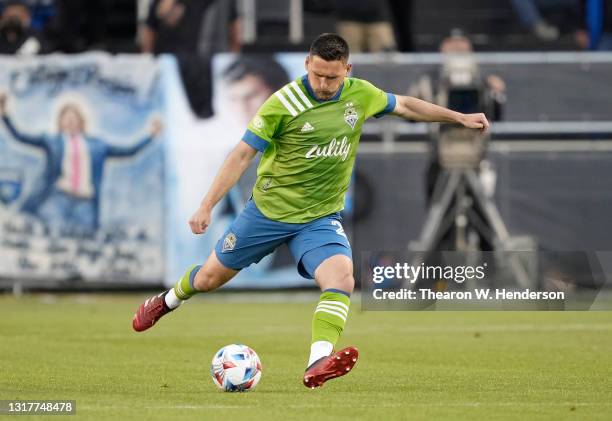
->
[432,54,491,171]
[406,52,537,290]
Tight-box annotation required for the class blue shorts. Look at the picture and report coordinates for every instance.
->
[214,199,352,279]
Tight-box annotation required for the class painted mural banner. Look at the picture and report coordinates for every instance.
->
[0,53,164,284]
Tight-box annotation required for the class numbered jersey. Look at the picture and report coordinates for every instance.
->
[242,75,395,223]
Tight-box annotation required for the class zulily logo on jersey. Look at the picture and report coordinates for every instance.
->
[305,136,351,161]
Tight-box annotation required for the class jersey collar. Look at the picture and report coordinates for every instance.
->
[301,74,344,103]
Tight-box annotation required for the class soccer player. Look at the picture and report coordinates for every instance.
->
[132,33,489,388]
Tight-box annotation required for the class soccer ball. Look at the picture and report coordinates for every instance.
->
[210,344,262,392]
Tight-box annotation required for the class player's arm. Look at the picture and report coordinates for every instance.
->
[391,94,490,132]
[189,141,258,234]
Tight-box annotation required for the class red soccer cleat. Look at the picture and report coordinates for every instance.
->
[132,293,171,332]
[303,346,359,389]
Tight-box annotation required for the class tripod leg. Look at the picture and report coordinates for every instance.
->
[465,170,533,289]
[465,170,509,241]
[414,171,462,251]
[405,172,462,289]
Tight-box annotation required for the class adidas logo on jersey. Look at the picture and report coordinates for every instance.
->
[300,122,315,132]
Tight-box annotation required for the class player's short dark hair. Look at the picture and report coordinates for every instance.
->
[309,33,349,62]
[223,55,289,93]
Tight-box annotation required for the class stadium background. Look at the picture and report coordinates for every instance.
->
[1,1,611,420]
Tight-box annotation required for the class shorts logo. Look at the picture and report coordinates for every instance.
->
[222,232,237,252]
[344,103,358,130]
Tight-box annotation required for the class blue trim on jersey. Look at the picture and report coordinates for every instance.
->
[323,288,351,297]
[301,74,344,103]
[242,130,270,152]
[374,93,396,118]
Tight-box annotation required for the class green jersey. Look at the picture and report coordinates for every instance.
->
[242,75,395,223]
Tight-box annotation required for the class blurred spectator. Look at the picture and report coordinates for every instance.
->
[0,0,43,54]
[44,0,102,52]
[387,0,413,52]
[410,31,506,122]
[26,0,55,31]
[510,0,582,41]
[139,0,240,118]
[45,0,136,53]
[334,0,396,52]
[140,0,240,55]
[510,0,560,40]
[0,0,56,31]
[576,0,612,50]
[198,0,241,55]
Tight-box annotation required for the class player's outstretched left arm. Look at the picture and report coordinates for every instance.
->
[391,95,490,132]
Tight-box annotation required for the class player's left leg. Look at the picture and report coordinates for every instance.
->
[288,213,358,388]
[309,253,354,365]
[302,252,359,388]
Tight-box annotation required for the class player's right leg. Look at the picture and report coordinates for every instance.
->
[132,252,237,332]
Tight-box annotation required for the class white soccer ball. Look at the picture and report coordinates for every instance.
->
[210,344,262,392]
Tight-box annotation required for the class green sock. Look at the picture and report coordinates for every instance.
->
[311,289,351,346]
[173,264,201,300]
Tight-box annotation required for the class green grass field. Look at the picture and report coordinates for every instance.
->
[1,293,611,420]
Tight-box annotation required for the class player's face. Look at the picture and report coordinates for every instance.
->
[227,74,273,126]
[305,55,351,100]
